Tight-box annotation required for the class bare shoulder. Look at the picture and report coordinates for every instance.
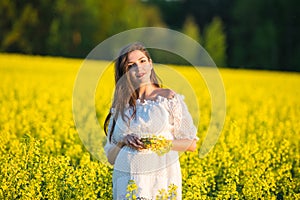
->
[155,88,176,99]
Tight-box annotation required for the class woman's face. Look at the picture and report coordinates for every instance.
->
[127,50,153,86]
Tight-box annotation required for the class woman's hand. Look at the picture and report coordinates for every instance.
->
[123,134,145,150]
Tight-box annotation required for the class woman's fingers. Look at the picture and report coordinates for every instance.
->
[125,135,145,150]
[134,137,144,146]
[125,135,133,146]
[130,137,143,149]
[132,137,145,149]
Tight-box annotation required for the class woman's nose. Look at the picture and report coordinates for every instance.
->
[135,64,143,70]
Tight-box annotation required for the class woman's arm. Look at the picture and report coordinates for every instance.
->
[106,142,125,165]
[171,139,197,152]
[106,134,145,165]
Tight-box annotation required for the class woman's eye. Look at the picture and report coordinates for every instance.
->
[141,59,146,63]
[128,64,134,69]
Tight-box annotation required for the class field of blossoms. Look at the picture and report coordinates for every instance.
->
[0,54,299,199]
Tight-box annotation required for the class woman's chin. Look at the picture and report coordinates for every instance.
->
[133,78,151,86]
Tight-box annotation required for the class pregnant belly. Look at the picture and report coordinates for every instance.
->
[114,146,179,174]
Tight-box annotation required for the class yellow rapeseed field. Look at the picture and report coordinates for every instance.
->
[0,54,299,199]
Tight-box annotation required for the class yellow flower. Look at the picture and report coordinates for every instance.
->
[141,135,173,156]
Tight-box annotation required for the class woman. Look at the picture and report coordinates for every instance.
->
[104,42,198,200]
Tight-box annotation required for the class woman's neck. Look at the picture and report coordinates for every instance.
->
[137,84,157,100]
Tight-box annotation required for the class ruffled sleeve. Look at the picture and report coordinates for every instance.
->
[168,94,198,140]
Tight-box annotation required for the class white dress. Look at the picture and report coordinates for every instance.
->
[104,94,198,200]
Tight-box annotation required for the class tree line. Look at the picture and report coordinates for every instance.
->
[0,0,299,71]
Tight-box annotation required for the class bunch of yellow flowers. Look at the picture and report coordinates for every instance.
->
[141,135,173,156]
[126,180,138,200]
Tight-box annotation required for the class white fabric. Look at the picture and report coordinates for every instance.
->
[104,94,198,200]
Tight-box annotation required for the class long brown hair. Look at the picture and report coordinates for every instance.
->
[104,42,161,142]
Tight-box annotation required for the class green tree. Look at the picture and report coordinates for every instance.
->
[203,17,227,67]
[230,0,300,71]
[46,0,99,57]
[170,15,202,66]
[0,1,39,53]
[0,0,165,58]
[182,15,201,44]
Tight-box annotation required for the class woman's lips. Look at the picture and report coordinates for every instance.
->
[137,73,145,78]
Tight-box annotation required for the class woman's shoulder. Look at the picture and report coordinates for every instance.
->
[155,88,176,100]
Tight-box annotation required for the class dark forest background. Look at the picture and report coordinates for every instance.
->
[1,0,299,71]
